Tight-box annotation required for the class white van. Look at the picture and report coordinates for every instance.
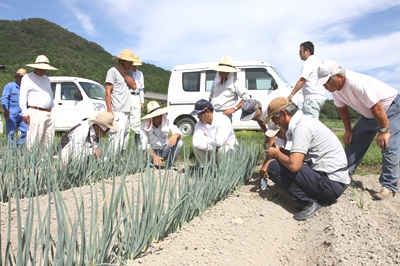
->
[49,76,106,131]
[167,61,302,135]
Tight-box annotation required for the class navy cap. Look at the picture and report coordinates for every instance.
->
[190,99,213,115]
[240,99,261,121]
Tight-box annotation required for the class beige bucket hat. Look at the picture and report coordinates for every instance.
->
[88,111,119,131]
[210,56,238,72]
[141,101,171,120]
[132,55,143,66]
[112,49,136,62]
[13,68,27,77]
[25,55,58,70]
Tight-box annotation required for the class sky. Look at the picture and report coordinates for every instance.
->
[1,0,400,93]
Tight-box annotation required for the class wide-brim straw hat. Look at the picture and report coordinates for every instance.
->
[141,101,171,120]
[132,55,143,66]
[25,55,58,71]
[88,111,119,131]
[210,56,238,73]
[112,49,136,62]
[13,68,27,77]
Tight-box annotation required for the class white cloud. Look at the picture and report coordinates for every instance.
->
[70,0,400,87]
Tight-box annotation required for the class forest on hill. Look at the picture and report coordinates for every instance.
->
[0,18,171,94]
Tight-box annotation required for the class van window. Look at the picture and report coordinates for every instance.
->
[205,70,237,92]
[205,70,216,92]
[80,82,105,100]
[51,83,56,99]
[60,82,82,100]
[182,72,200,92]
[245,68,277,90]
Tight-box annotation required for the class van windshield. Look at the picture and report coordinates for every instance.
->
[79,82,106,100]
[271,67,291,87]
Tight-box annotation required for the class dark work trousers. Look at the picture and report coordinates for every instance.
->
[267,160,346,205]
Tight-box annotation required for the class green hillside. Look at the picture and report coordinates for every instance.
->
[0,18,170,95]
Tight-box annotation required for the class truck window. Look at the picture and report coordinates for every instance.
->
[61,82,82,100]
[245,68,277,90]
[182,72,200,92]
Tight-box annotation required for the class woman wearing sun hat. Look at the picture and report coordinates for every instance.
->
[209,56,251,122]
[19,55,58,150]
[59,111,118,165]
[139,101,183,170]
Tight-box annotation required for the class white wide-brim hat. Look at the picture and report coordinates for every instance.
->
[25,55,58,71]
[88,111,119,131]
[210,55,238,73]
[141,101,171,120]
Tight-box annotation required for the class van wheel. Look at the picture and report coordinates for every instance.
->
[177,118,195,136]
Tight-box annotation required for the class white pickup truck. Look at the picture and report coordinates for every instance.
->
[166,61,302,136]
[49,76,106,131]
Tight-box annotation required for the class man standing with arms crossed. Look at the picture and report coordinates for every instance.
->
[105,49,137,153]
[288,41,326,119]
[20,55,58,150]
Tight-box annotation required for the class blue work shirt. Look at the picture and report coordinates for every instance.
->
[1,81,22,113]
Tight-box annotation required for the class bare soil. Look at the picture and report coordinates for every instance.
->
[127,174,400,266]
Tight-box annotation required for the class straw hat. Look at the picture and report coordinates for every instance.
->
[264,97,292,124]
[88,111,119,131]
[132,55,143,66]
[25,55,58,71]
[141,101,171,120]
[112,49,136,62]
[210,56,238,72]
[13,68,27,77]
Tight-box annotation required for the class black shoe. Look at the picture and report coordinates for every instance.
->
[293,202,324,220]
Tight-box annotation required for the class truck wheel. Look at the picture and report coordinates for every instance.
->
[177,117,196,136]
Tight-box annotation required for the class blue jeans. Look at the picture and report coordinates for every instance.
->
[346,94,400,193]
[152,140,183,169]
[5,113,28,147]
[267,160,346,205]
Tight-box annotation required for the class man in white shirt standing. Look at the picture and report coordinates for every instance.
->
[140,101,183,169]
[190,99,238,167]
[209,56,251,122]
[19,55,58,150]
[288,41,326,119]
[130,55,145,144]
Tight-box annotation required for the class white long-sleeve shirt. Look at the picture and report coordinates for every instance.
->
[209,73,250,110]
[19,72,54,116]
[192,112,238,151]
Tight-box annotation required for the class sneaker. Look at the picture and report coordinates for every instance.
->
[374,187,394,200]
[293,202,324,220]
